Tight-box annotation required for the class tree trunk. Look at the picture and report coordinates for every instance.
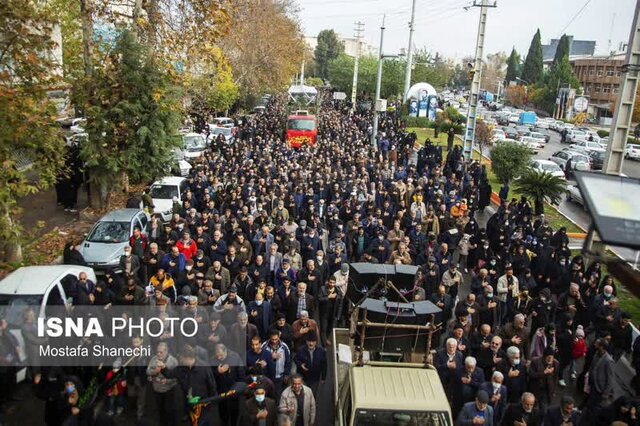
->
[80,0,94,79]
[534,197,545,216]
[3,212,23,263]
[120,169,130,194]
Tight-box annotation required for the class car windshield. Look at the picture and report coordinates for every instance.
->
[150,184,178,199]
[541,163,561,172]
[0,294,43,328]
[86,221,129,243]
[591,151,604,159]
[213,128,231,136]
[354,410,451,426]
[287,119,316,131]
[574,155,589,163]
[184,134,206,150]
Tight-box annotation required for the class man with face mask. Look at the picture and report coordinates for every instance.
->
[479,371,507,425]
[242,385,277,426]
[498,346,528,403]
[119,245,141,282]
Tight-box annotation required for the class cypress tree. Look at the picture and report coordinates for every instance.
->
[553,34,570,68]
[521,29,543,84]
[505,48,520,83]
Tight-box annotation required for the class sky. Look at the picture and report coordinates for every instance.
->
[297,0,637,61]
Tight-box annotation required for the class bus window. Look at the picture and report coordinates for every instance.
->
[287,119,315,131]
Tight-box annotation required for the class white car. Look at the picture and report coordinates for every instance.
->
[150,176,188,221]
[530,159,566,179]
[208,127,235,145]
[491,129,506,143]
[626,143,640,160]
[519,136,543,151]
[508,114,520,124]
[70,118,86,134]
[566,184,585,206]
[524,131,547,145]
[182,133,207,158]
[566,130,587,144]
[211,117,235,128]
[570,140,605,154]
[549,149,591,171]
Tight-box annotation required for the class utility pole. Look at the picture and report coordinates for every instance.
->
[371,15,386,149]
[402,0,417,103]
[462,0,497,160]
[603,0,640,175]
[351,21,365,112]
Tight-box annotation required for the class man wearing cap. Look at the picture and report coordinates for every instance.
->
[456,390,494,426]
[529,347,560,414]
[442,262,463,300]
[294,331,327,395]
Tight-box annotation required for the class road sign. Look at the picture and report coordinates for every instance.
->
[574,96,589,112]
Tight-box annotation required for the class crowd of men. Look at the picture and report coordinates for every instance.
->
[10,93,639,426]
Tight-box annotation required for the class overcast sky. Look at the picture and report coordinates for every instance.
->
[297,0,637,61]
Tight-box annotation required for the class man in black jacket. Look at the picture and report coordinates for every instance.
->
[158,345,219,425]
[502,392,541,426]
[293,332,327,395]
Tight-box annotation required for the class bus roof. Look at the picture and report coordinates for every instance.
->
[350,366,450,412]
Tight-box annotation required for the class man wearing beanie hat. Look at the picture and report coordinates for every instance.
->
[293,331,327,395]
[529,346,560,414]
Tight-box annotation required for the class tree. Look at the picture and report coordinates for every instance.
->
[218,0,304,99]
[475,120,492,156]
[505,48,520,83]
[411,50,454,89]
[633,86,640,122]
[480,52,507,95]
[490,142,533,185]
[315,29,344,80]
[451,56,474,88]
[537,54,580,114]
[515,170,567,215]
[521,29,543,84]
[504,85,526,108]
[553,34,570,69]
[0,0,67,262]
[81,29,182,209]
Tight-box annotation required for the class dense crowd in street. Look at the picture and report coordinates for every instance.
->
[4,93,640,426]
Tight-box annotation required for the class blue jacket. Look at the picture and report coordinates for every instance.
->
[294,345,327,383]
[260,341,291,381]
[456,401,494,426]
[479,381,507,424]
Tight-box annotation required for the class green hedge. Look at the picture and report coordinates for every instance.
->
[597,130,610,138]
[402,116,434,128]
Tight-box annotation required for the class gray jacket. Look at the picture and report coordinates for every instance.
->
[147,354,178,393]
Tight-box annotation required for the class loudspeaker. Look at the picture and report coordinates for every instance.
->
[347,263,419,304]
[357,298,440,353]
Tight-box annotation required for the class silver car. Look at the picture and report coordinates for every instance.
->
[78,209,148,272]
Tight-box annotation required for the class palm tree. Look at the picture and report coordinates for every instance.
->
[514,170,567,215]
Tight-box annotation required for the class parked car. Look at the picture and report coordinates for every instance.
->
[211,117,235,128]
[626,143,640,160]
[78,209,148,272]
[519,136,543,151]
[491,129,506,143]
[515,125,531,137]
[569,140,605,154]
[502,126,519,139]
[589,150,605,170]
[208,126,235,145]
[183,133,207,158]
[532,128,551,143]
[171,148,192,177]
[549,149,591,171]
[523,131,547,145]
[150,176,188,221]
[566,184,585,206]
[566,129,587,144]
[530,159,566,179]
[0,265,97,382]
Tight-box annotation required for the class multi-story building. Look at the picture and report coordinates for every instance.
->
[305,35,377,59]
[570,54,625,119]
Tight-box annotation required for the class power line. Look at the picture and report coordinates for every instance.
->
[556,0,593,38]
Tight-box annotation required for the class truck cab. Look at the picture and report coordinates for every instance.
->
[332,306,452,426]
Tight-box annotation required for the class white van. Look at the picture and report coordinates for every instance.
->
[0,265,96,381]
[149,176,188,221]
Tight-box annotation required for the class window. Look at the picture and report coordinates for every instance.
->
[595,85,601,93]
[589,69,595,76]
[150,185,178,200]
[137,214,148,232]
[603,86,611,94]
[607,69,615,77]
[597,69,604,77]
[613,87,620,94]
[617,71,622,77]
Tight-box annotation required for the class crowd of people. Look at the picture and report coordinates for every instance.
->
[12,92,639,426]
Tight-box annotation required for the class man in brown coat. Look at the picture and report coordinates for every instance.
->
[243,386,278,426]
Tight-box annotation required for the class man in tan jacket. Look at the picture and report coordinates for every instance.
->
[278,374,316,426]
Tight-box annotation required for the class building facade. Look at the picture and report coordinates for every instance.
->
[571,54,625,117]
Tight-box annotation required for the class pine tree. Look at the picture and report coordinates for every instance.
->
[505,48,520,83]
[553,34,570,68]
[315,29,344,80]
[81,29,182,208]
[521,29,543,84]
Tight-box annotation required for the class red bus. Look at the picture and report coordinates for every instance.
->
[286,113,317,148]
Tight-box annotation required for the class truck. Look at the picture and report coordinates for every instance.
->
[332,298,452,426]
[518,111,537,126]
[286,110,318,148]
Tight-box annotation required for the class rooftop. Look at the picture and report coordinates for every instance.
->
[542,36,596,62]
